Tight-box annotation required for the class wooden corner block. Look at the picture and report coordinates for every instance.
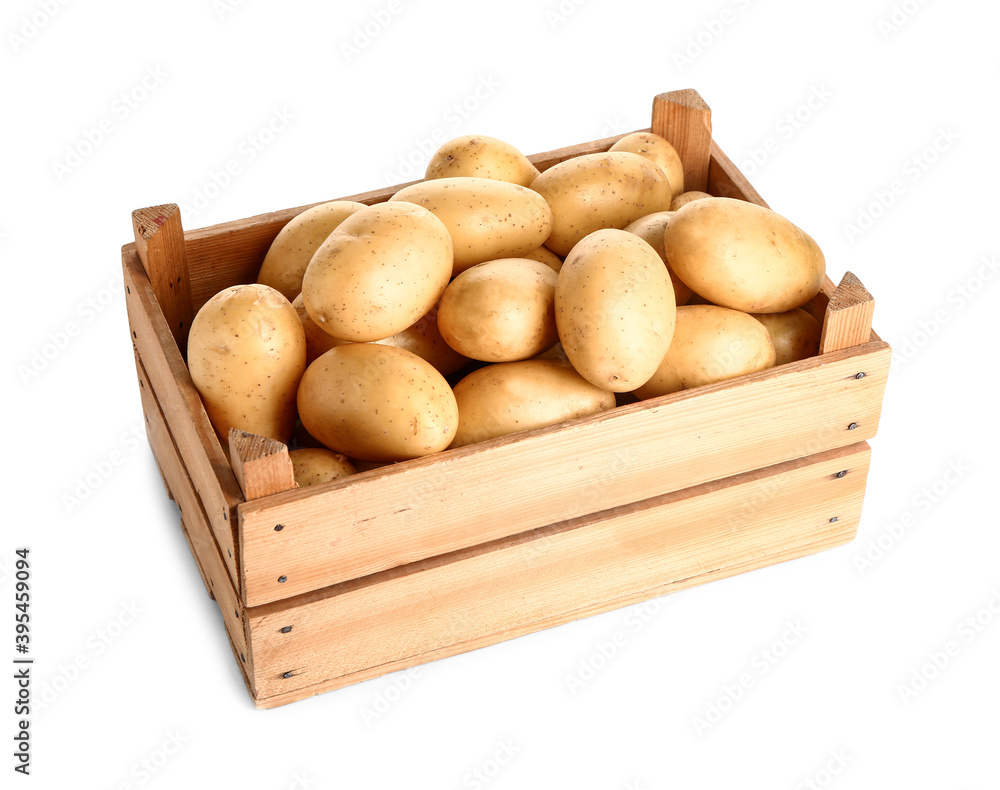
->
[132,204,194,350]
[651,89,713,193]
[819,271,876,354]
[228,429,297,502]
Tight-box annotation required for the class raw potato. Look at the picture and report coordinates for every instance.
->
[555,229,675,392]
[389,177,553,275]
[670,190,712,211]
[633,304,776,400]
[374,302,469,376]
[521,245,564,273]
[622,211,693,305]
[256,201,366,301]
[451,359,616,448]
[437,258,558,362]
[530,152,673,257]
[188,284,306,443]
[664,197,826,313]
[609,132,684,198]
[288,448,356,487]
[292,293,348,365]
[752,308,822,366]
[297,344,458,462]
[425,134,540,186]
[302,201,453,342]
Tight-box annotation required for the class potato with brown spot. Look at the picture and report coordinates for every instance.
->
[555,229,675,392]
[437,258,558,363]
[188,284,306,444]
[425,135,540,186]
[301,201,453,342]
[633,304,776,400]
[389,177,553,275]
[450,359,616,448]
[664,197,826,313]
[256,201,366,301]
[530,152,673,257]
[609,131,684,198]
[297,344,458,462]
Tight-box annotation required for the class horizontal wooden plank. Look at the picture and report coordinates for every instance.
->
[133,350,256,698]
[123,246,245,590]
[247,442,870,706]
[239,340,889,606]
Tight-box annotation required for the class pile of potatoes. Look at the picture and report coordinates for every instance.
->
[188,131,826,488]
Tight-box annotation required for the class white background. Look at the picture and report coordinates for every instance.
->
[4,0,999,787]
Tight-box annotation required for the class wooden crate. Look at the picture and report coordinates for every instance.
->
[123,89,890,709]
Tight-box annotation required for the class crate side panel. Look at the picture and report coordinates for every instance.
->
[124,248,244,590]
[248,443,870,703]
[134,351,256,698]
[240,342,889,606]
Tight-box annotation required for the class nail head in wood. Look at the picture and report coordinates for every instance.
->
[274,524,284,531]
[281,626,292,634]
[282,672,293,679]
[848,422,858,430]
[829,517,839,523]
[836,470,847,478]
[278,575,287,583]
[855,372,866,379]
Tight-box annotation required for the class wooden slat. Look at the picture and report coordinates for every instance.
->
[228,430,297,501]
[820,272,876,354]
[247,442,870,707]
[239,341,889,606]
[134,350,256,698]
[123,246,245,590]
[132,204,195,350]
[652,89,713,192]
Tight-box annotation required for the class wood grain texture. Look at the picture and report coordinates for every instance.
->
[229,430,297,501]
[123,246,245,590]
[652,89,713,192]
[132,204,194,350]
[247,442,870,707]
[820,271,876,354]
[134,350,256,699]
[239,341,889,607]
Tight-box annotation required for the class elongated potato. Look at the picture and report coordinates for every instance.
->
[609,131,684,198]
[437,258,558,362]
[389,177,553,275]
[256,201,366,301]
[425,135,540,186]
[530,152,673,257]
[188,284,306,443]
[297,344,458,462]
[288,448,356,487]
[302,201,453,342]
[556,229,675,392]
[633,305,776,400]
[752,308,821,366]
[622,211,693,305]
[664,197,826,313]
[451,359,615,448]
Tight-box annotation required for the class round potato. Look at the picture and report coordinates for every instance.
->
[188,284,306,443]
[256,201,366,301]
[622,211,693,305]
[530,151,673,257]
[556,229,675,392]
[520,245,564,273]
[451,359,615,448]
[297,344,458,462]
[670,190,712,211]
[291,293,349,365]
[302,201,453,342]
[425,135,540,186]
[633,305,776,400]
[438,258,558,362]
[609,132,684,198]
[664,197,826,313]
[752,308,821,366]
[288,448,356,487]
[374,302,469,376]
[389,177,553,275]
